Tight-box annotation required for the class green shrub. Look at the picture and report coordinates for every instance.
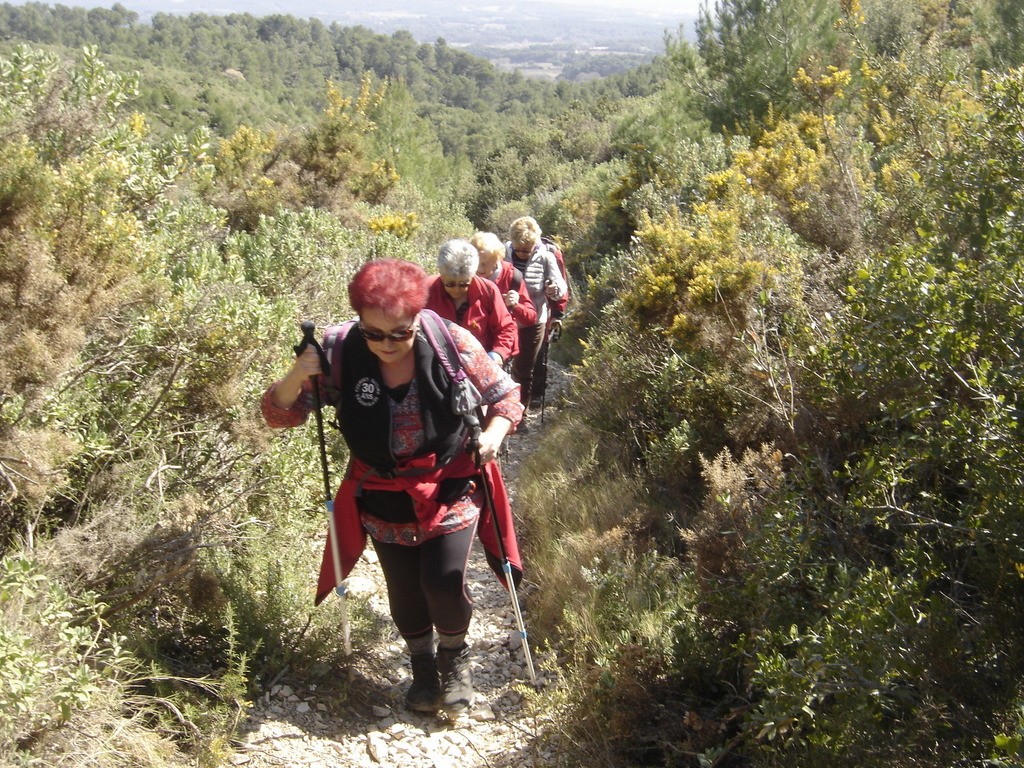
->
[0,556,116,736]
[514,416,699,763]
[0,555,161,764]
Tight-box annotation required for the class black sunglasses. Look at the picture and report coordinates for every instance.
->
[443,280,471,289]
[359,324,416,343]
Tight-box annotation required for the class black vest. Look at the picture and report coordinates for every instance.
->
[336,325,467,474]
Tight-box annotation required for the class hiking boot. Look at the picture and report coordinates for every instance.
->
[436,644,474,714]
[406,653,441,713]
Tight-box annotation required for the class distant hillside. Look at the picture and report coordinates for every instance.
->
[3,0,696,78]
[0,2,665,156]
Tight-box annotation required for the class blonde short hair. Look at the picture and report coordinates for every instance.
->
[470,231,505,261]
[508,216,542,248]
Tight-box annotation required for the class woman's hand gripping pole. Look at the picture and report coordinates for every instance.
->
[295,321,351,656]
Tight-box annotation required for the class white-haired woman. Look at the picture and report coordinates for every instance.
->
[425,238,517,367]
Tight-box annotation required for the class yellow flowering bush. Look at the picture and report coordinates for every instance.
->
[367,211,420,239]
[623,205,770,348]
[735,115,828,216]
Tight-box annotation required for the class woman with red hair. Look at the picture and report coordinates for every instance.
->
[262,259,524,717]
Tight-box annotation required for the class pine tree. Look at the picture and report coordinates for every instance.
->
[693,0,842,132]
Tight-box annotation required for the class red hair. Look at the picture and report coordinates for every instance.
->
[348,259,429,318]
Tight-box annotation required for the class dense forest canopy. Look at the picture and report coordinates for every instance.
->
[0,2,666,140]
[2,0,1024,766]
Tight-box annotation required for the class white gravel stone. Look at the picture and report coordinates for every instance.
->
[469,701,496,721]
[366,733,389,762]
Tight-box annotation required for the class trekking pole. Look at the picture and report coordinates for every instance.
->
[294,321,351,656]
[464,414,538,688]
[499,358,515,460]
[544,319,562,427]
[538,331,551,425]
[539,278,561,425]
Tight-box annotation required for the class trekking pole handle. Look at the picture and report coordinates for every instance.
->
[465,413,503,466]
[293,320,331,378]
[543,276,561,304]
[464,414,482,462]
[293,320,316,356]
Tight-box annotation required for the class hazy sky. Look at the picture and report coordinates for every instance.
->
[531,0,704,15]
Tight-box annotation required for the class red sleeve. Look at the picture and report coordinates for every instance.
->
[484,279,517,363]
[261,381,314,428]
[549,249,569,317]
[503,263,537,327]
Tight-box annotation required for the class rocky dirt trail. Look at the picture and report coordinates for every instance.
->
[229,366,570,768]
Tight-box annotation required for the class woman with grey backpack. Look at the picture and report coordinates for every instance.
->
[505,216,567,429]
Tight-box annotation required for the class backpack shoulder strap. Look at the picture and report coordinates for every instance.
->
[541,236,566,274]
[510,265,524,293]
[418,308,466,384]
[322,319,358,401]
[419,308,481,419]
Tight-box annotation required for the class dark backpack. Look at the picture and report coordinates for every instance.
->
[509,265,525,294]
[320,309,481,428]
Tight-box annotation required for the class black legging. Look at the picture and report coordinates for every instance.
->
[370,521,478,641]
[513,322,545,407]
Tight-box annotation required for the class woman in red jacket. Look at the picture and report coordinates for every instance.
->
[262,259,524,717]
[471,231,537,357]
[425,239,517,367]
